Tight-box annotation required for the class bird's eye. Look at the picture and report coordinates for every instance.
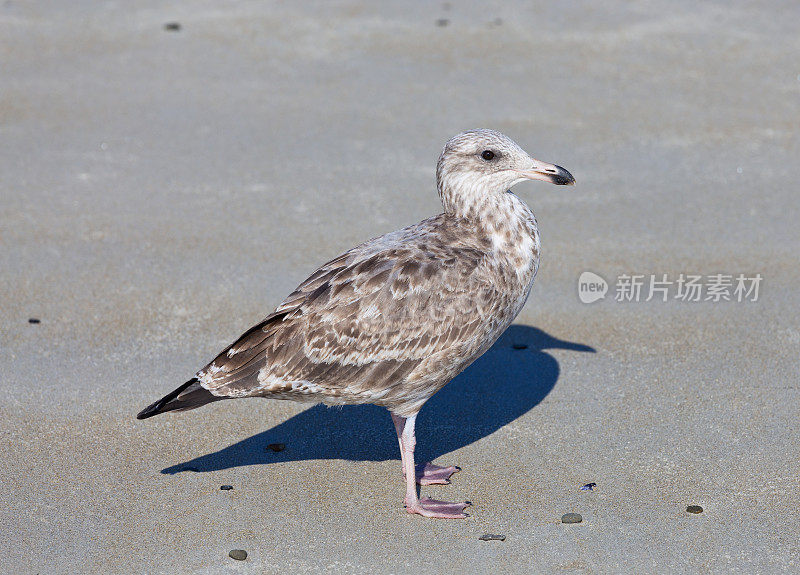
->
[481,150,495,161]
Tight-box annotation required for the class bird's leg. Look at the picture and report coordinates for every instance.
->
[396,413,469,519]
[391,412,409,476]
[391,412,460,486]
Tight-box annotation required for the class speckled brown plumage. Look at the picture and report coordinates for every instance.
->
[196,208,536,417]
[137,129,575,518]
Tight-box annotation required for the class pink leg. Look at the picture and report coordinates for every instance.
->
[391,413,460,485]
[391,412,469,519]
[413,462,461,485]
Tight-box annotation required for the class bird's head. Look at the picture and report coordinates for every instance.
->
[436,129,574,216]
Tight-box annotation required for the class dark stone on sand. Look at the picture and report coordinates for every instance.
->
[436,18,449,27]
[28,318,40,324]
[561,513,582,524]
[686,505,703,514]
[267,443,285,452]
[229,549,247,561]
[220,485,233,491]
[163,22,181,31]
[479,533,506,541]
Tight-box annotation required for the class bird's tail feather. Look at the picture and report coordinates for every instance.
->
[136,378,225,419]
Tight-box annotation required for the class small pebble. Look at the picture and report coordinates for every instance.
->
[479,533,506,541]
[228,549,247,561]
[580,482,596,491]
[163,22,181,31]
[266,443,285,452]
[28,318,41,324]
[436,18,449,27]
[511,343,528,350]
[220,485,233,491]
[561,513,582,524]
[686,505,703,514]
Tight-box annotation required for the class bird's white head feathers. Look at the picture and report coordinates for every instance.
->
[436,129,574,217]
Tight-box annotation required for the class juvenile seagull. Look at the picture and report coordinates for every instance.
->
[137,129,575,518]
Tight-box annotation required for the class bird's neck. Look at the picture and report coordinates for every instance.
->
[441,184,541,277]
[438,172,486,217]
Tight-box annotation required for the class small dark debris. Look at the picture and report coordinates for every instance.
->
[163,22,181,31]
[511,343,528,350]
[220,485,233,491]
[686,505,703,514]
[479,533,506,541]
[28,318,41,324]
[266,443,285,452]
[580,482,596,491]
[436,18,449,27]
[228,549,247,561]
[561,513,582,524]
[180,466,199,472]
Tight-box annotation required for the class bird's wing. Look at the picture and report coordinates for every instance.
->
[196,227,500,400]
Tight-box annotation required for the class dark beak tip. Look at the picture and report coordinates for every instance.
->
[555,166,575,186]
[554,175,575,186]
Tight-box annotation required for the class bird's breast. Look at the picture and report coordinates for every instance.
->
[481,200,540,288]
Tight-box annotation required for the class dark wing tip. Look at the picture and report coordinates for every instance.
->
[136,378,199,420]
[136,403,162,420]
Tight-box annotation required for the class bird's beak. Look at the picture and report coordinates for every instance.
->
[514,159,575,186]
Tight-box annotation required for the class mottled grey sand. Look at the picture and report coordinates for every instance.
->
[2,1,799,573]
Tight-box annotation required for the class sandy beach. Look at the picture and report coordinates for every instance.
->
[2,1,799,573]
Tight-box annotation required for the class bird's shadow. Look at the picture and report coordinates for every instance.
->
[161,325,594,474]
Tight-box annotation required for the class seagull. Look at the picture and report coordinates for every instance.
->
[137,129,575,518]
